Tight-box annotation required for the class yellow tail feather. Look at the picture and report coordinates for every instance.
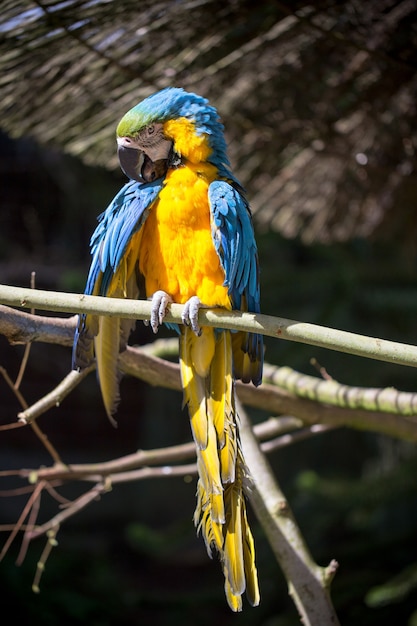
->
[94,316,122,421]
[242,501,260,607]
[223,481,245,596]
[94,253,140,422]
[180,325,259,611]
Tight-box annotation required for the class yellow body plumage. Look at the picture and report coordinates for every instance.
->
[138,165,230,308]
[135,120,259,610]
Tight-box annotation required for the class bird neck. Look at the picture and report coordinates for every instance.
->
[163,117,212,164]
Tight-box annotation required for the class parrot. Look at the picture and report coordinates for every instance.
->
[72,87,263,611]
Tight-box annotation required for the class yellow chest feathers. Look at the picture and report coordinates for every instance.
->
[138,165,231,308]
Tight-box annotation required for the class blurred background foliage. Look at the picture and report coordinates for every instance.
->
[1,1,417,624]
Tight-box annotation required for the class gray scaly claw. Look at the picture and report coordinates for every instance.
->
[182,296,203,336]
[150,290,173,333]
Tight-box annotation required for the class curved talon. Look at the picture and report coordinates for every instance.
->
[150,290,172,333]
[182,296,203,336]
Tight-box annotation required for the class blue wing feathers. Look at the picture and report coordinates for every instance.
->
[90,179,162,295]
[72,178,162,371]
[209,181,259,303]
[209,180,263,384]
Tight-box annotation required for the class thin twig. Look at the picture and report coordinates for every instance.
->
[261,424,338,453]
[27,481,112,541]
[14,272,36,389]
[29,422,64,465]
[0,366,29,410]
[16,484,42,566]
[18,366,96,424]
[31,526,59,593]
[0,481,44,562]
[0,421,26,432]
[0,364,64,465]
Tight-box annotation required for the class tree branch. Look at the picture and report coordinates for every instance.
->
[264,364,417,415]
[1,284,417,368]
[238,398,340,625]
[7,416,303,484]
[0,304,75,346]
[1,301,417,442]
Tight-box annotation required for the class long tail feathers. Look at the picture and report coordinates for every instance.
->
[180,325,259,611]
[73,255,139,423]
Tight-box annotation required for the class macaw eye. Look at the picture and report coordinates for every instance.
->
[147,125,155,135]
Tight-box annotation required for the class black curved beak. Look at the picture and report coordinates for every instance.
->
[117,145,146,183]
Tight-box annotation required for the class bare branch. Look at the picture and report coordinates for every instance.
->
[260,424,338,454]
[27,464,199,541]
[0,417,305,496]
[14,271,37,389]
[0,420,328,555]
[238,398,341,625]
[0,481,44,562]
[0,304,75,346]
[0,354,65,463]
[31,526,59,593]
[18,366,96,424]
[1,285,417,368]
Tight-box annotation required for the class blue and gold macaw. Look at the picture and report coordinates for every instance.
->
[72,88,263,611]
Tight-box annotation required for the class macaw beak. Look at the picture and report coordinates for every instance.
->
[117,142,147,183]
[117,138,170,183]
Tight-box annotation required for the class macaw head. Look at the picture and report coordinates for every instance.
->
[116,87,232,183]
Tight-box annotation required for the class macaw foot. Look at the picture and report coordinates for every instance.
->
[148,290,173,333]
[182,296,204,336]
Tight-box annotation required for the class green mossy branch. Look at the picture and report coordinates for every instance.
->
[264,365,417,416]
